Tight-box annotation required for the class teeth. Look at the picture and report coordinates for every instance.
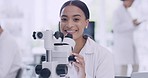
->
[66,30,75,33]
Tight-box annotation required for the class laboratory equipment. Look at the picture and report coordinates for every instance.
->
[32,30,76,78]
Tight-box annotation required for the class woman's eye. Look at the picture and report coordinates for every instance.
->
[73,18,80,22]
[61,18,67,22]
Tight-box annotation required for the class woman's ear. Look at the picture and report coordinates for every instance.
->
[85,19,89,29]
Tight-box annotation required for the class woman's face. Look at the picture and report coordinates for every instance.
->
[60,5,89,40]
[123,0,134,8]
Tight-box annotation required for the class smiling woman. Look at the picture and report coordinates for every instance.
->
[58,0,114,78]
[60,5,89,40]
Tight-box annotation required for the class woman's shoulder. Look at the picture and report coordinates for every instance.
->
[87,37,106,50]
[85,37,113,67]
[87,37,112,56]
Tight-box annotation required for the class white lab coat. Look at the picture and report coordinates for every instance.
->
[0,30,22,78]
[67,37,114,78]
[112,4,139,75]
[129,0,148,71]
[113,4,138,65]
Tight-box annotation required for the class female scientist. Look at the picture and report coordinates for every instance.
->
[59,0,114,78]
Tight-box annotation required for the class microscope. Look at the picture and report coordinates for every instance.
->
[32,30,76,78]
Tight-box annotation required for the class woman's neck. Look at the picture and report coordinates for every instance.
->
[73,36,86,54]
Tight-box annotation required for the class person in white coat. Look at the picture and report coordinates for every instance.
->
[128,0,148,71]
[59,1,114,78]
[112,0,139,76]
[0,25,22,78]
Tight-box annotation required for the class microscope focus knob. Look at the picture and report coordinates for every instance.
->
[40,68,51,78]
[32,32,36,39]
[41,55,45,62]
[68,55,76,62]
[56,64,68,77]
[37,32,43,39]
[35,64,42,75]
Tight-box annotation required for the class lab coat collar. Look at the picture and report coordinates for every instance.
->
[80,37,94,55]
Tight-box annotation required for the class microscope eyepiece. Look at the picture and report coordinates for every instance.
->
[65,33,73,39]
[54,31,64,40]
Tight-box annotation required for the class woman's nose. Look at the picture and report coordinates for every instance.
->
[67,20,74,28]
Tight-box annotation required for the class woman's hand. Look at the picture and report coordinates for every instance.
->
[72,53,86,78]
[133,19,141,26]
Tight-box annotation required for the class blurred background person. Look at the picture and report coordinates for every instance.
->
[0,25,22,78]
[112,0,139,76]
[128,0,148,72]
